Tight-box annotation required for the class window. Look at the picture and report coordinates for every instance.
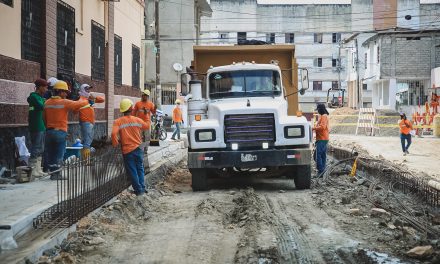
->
[237,32,246,44]
[0,0,13,7]
[314,33,323,44]
[314,58,322,67]
[407,37,420,40]
[332,81,339,89]
[332,59,338,67]
[377,46,380,63]
[57,1,75,80]
[114,35,122,86]
[332,33,341,43]
[266,33,275,44]
[364,52,367,69]
[285,33,294,43]
[313,81,322,91]
[220,33,228,40]
[21,0,44,65]
[132,45,140,88]
[91,21,105,81]
[363,84,368,90]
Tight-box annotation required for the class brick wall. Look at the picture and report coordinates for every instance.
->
[105,2,115,138]
[395,37,432,78]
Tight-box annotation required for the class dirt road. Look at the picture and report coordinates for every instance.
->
[43,161,440,264]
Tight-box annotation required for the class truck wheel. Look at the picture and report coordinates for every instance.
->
[190,168,208,191]
[293,165,311,190]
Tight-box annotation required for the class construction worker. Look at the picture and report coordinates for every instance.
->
[171,99,183,140]
[77,84,105,160]
[313,103,330,176]
[43,81,89,180]
[112,99,149,196]
[27,78,49,178]
[399,113,413,156]
[132,89,156,172]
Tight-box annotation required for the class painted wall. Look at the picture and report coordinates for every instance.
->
[64,0,105,77]
[115,0,145,87]
[0,0,22,59]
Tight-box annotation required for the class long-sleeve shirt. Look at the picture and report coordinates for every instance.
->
[132,101,156,129]
[399,119,413,135]
[172,107,183,123]
[78,95,105,124]
[27,92,46,132]
[314,114,329,141]
[43,97,89,132]
[111,115,148,154]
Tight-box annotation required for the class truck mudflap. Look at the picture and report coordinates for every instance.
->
[188,148,311,169]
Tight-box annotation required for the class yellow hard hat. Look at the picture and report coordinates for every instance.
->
[175,99,181,104]
[53,81,69,91]
[120,98,133,113]
[142,89,151,96]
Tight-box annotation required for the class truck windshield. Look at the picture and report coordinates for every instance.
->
[208,70,281,99]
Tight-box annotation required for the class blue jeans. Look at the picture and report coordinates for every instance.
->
[171,122,181,140]
[123,147,146,194]
[30,131,45,159]
[400,133,412,152]
[80,122,94,148]
[316,140,328,174]
[45,130,67,172]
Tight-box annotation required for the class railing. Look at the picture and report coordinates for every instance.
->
[33,148,129,229]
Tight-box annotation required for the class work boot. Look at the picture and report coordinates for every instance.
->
[81,148,92,165]
[35,157,49,177]
[30,158,46,178]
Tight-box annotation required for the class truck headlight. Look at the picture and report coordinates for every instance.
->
[284,126,304,138]
[195,129,216,142]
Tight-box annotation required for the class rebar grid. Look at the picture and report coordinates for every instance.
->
[33,148,129,229]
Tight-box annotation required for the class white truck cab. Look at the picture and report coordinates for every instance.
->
[186,62,312,191]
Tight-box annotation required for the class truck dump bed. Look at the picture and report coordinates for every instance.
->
[192,45,299,115]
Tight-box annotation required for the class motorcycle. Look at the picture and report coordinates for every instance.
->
[151,110,167,141]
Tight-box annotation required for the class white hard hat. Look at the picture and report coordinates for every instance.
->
[47,77,58,87]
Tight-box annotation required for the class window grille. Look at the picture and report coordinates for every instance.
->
[332,81,339,89]
[237,32,246,44]
[285,33,294,43]
[314,33,323,44]
[314,58,323,67]
[266,33,275,44]
[332,59,337,67]
[332,33,341,43]
[161,84,177,105]
[57,1,75,80]
[313,81,322,91]
[91,21,105,81]
[114,35,122,85]
[21,0,43,66]
[132,45,140,88]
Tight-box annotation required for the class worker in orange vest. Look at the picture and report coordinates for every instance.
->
[313,104,330,176]
[43,81,89,180]
[112,99,149,196]
[171,99,184,140]
[77,84,105,160]
[399,113,413,156]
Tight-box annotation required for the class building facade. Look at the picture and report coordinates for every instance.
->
[0,0,145,168]
[143,0,211,123]
[362,30,440,114]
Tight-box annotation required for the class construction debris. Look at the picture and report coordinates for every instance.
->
[406,245,434,259]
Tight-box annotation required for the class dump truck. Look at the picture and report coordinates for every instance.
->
[182,45,311,191]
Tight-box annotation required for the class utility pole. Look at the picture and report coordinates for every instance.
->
[355,38,361,109]
[338,39,342,91]
[154,0,161,109]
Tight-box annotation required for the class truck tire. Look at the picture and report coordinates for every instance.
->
[293,165,311,190]
[190,168,208,191]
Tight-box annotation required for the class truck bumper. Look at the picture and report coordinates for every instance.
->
[188,148,311,169]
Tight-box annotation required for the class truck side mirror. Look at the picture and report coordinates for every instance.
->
[300,69,309,90]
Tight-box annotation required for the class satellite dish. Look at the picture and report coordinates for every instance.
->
[173,63,183,72]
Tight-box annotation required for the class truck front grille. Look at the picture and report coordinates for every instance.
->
[224,113,275,147]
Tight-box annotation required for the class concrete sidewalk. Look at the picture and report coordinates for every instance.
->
[0,136,186,260]
[331,134,440,180]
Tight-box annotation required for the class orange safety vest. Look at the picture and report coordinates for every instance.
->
[78,96,105,124]
[111,115,148,154]
[43,96,89,132]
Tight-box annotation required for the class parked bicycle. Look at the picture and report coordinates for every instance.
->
[151,110,167,141]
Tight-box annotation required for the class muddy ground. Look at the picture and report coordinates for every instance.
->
[38,160,440,264]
